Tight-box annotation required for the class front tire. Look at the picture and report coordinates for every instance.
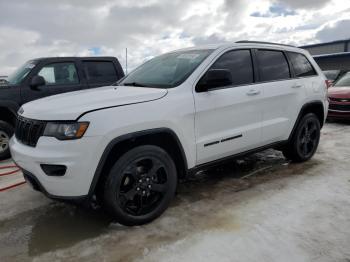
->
[103,145,177,226]
[282,113,321,162]
[0,121,14,160]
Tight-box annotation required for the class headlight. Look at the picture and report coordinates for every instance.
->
[43,122,89,140]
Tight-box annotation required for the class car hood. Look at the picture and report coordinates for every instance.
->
[21,85,168,120]
[328,86,350,98]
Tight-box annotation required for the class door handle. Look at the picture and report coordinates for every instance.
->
[292,84,302,88]
[246,89,260,96]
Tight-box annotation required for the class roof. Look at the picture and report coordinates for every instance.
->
[31,56,117,61]
[313,52,350,59]
[300,39,350,49]
[174,41,302,53]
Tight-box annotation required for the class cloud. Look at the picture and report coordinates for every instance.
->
[316,19,350,42]
[251,3,297,17]
[276,0,330,9]
[192,34,229,46]
[0,0,349,75]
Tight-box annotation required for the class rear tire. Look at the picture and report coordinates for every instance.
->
[282,113,320,162]
[0,121,14,160]
[103,145,177,226]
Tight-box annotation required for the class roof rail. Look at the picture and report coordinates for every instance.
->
[236,40,296,48]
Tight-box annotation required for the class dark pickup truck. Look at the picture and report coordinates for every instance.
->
[0,56,124,159]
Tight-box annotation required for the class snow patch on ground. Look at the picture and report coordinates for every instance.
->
[142,166,350,262]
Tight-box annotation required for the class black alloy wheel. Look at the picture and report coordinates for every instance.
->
[283,113,321,162]
[103,145,177,226]
[297,117,319,158]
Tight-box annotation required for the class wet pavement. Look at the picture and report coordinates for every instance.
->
[1,122,350,261]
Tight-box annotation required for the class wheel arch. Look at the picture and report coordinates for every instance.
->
[88,128,188,197]
[0,104,17,126]
[288,100,325,141]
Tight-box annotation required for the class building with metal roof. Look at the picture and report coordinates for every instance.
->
[300,39,350,56]
[300,39,350,71]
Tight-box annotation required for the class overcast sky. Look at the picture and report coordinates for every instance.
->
[0,0,350,75]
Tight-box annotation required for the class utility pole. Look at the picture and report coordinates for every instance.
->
[125,48,128,75]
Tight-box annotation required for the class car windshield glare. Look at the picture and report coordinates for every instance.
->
[334,72,350,88]
[119,49,213,88]
[6,61,37,85]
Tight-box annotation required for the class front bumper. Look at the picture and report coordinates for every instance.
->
[10,135,105,198]
[22,169,88,203]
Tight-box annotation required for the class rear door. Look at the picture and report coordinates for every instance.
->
[82,60,120,88]
[194,49,264,165]
[255,49,305,144]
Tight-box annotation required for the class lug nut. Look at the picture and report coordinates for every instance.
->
[148,185,152,188]
[136,187,140,191]
[139,179,142,183]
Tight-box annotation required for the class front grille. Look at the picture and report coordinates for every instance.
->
[329,103,350,112]
[15,116,46,147]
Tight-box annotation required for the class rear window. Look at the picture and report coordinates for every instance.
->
[83,61,118,84]
[288,52,317,77]
[257,50,290,82]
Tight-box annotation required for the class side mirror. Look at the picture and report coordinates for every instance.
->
[30,75,46,90]
[197,69,233,92]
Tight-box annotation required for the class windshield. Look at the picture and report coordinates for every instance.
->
[6,61,37,85]
[119,49,213,88]
[334,71,350,87]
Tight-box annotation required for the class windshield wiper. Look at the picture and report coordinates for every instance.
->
[122,82,149,87]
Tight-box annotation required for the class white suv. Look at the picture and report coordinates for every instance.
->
[10,41,328,226]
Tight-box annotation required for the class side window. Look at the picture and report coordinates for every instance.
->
[83,61,118,84]
[210,49,254,87]
[257,50,290,82]
[38,62,79,85]
[288,52,317,77]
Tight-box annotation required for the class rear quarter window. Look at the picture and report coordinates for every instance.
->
[83,61,119,84]
[288,52,317,77]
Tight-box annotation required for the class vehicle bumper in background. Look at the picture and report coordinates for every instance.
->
[9,135,104,198]
[327,101,350,119]
[327,110,350,119]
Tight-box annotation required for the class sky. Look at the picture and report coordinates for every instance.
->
[0,0,350,75]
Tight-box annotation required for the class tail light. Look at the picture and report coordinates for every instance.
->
[325,80,332,89]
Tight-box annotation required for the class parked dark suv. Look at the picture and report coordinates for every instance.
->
[0,57,124,159]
